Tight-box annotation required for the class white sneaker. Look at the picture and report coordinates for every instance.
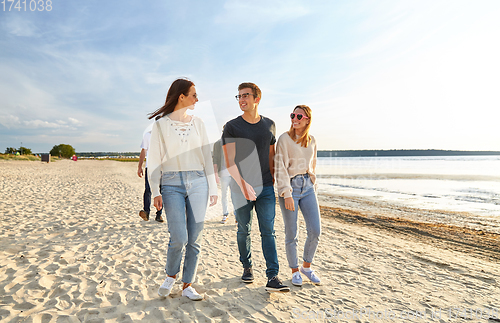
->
[182,286,203,301]
[300,266,321,285]
[221,215,228,224]
[292,271,303,286]
[158,276,175,297]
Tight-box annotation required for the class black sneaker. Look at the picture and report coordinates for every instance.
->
[241,267,254,283]
[155,215,164,223]
[265,276,290,292]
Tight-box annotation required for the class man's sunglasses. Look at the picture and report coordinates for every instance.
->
[235,93,255,101]
[290,113,309,121]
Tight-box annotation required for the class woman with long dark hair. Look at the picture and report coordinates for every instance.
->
[148,78,218,300]
[275,105,321,287]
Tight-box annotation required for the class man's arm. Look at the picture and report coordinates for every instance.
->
[269,143,276,184]
[137,149,146,177]
[213,141,221,184]
[223,142,256,201]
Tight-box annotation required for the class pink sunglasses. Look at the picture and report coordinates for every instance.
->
[290,113,309,121]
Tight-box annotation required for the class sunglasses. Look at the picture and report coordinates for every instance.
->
[235,93,255,101]
[290,113,309,121]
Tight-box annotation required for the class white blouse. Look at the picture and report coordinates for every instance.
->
[147,115,217,198]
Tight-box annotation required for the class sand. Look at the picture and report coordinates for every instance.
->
[1,159,500,322]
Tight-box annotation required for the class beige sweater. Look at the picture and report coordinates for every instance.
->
[275,132,317,199]
[148,115,217,198]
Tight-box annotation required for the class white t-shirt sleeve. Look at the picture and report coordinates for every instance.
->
[141,131,151,168]
[141,132,151,150]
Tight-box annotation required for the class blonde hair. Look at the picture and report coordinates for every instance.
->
[287,105,312,148]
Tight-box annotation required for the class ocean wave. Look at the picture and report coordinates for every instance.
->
[316,173,500,182]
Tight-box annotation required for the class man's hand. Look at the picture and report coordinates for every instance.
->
[138,149,147,177]
[240,180,257,201]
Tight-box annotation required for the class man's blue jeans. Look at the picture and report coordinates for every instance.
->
[231,184,279,279]
[161,171,208,284]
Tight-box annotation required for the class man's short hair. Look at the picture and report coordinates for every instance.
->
[238,82,262,99]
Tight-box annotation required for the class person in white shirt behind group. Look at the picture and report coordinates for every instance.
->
[212,126,233,224]
[147,78,218,301]
[137,127,164,223]
[275,105,322,287]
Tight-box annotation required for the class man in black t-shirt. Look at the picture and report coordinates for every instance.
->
[222,82,290,293]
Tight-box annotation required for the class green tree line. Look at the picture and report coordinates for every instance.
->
[50,144,75,158]
[4,146,32,155]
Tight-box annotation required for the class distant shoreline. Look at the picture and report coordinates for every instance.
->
[30,149,500,158]
[317,149,500,157]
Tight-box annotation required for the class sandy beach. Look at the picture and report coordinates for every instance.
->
[1,159,500,322]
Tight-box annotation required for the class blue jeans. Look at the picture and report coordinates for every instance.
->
[161,171,208,284]
[279,174,321,268]
[231,184,279,278]
[144,168,162,216]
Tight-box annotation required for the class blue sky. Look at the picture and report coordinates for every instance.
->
[1,0,500,153]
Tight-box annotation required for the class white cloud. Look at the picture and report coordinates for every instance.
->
[215,0,310,25]
[3,16,38,37]
[0,114,21,128]
[145,73,178,85]
[68,117,80,125]
[0,115,81,130]
[23,120,67,129]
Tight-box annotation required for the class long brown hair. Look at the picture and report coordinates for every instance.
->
[148,78,195,120]
[287,105,312,148]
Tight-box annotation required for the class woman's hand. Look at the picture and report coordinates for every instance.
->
[209,195,218,207]
[154,196,163,211]
[284,197,295,211]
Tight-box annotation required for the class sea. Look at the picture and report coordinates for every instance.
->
[315,156,500,224]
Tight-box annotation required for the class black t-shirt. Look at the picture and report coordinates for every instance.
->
[222,115,276,187]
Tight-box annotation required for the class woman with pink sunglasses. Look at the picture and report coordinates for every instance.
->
[275,105,322,287]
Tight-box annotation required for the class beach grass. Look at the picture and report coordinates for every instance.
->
[0,154,40,161]
[0,154,60,162]
[104,157,140,162]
